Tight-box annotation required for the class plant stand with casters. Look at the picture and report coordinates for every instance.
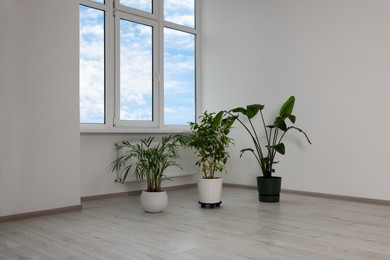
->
[198,201,222,208]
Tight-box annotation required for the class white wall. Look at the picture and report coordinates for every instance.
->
[0,0,81,216]
[201,0,390,200]
[1,0,388,218]
[0,0,196,217]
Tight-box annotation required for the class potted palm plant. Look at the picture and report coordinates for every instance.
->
[186,111,235,207]
[109,134,184,212]
[229,96,311,202]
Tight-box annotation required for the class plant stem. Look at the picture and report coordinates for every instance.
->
[260,110,270,144]
[248,117,264,159]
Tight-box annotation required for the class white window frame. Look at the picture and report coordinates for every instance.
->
[80,0,200,133]
[114,12,159,128]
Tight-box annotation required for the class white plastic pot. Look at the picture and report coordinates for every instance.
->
[198,178,223,204]
[140,190,168,213]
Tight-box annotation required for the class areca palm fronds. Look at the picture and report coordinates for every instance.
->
[109,134,185,192]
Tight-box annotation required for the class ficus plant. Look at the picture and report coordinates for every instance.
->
[109,134,185,192]
[187,111,235,179]
[228,96,311,178]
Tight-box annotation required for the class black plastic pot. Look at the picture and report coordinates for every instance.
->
[256,176,282,203]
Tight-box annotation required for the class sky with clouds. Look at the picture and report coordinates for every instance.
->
[80,5,105,124]
[80,0,195,125]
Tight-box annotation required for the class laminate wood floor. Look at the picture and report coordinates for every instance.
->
[1,186,390,260]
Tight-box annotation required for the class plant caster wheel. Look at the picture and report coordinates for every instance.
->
[198,201,222,208]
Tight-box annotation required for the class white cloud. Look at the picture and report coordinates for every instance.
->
[164,0,195,28]
[120,107,152,121]
[164,28,194,50]
[79,58,105,123]
[164,104,195,125]
[164,0,194,11]
[119,20,154,120]
[80,6,105,123]
[80,24,104,37]
[164,29,195,93]
[121,0,152,12]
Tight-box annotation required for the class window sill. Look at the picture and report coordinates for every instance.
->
[80,124,190,134]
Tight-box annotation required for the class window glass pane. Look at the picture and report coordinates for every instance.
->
[91,0,104,4]
[79,5,105,124]
[120,19,153,121]
[164,28,195,125]
[164,0,195,28]
[120,0,152,13]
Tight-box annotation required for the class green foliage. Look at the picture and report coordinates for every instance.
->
[229,96,311,178]
[187,111,235,179]
[109,134,185,192]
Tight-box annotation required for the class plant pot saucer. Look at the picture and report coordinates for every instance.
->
[198,201,222,208]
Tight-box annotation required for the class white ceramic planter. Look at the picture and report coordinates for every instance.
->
[140,191,168,213]
[198,178,223,204]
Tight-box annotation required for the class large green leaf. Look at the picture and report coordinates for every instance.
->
[230,107,247,115]
[246,104,264,119]
[279,96,295,117]
[274,116,287,131]
[222,115,236,128]
[271,143,285,155]
[288,114,296,124]
[212,111,224,128]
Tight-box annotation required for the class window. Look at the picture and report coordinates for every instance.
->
[79,0,199,132]
[164,0,195,28]
[164,28,195,125]
[79,4,106,124]
[117,16,155,122]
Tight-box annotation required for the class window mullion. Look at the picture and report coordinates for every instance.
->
[79,0,104,9]
[113,10,120,127]
[106,0,115,128]
[163,21,197,35]
[154,18,162,128]
[157,0,164,129]
[195,0,201,120]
